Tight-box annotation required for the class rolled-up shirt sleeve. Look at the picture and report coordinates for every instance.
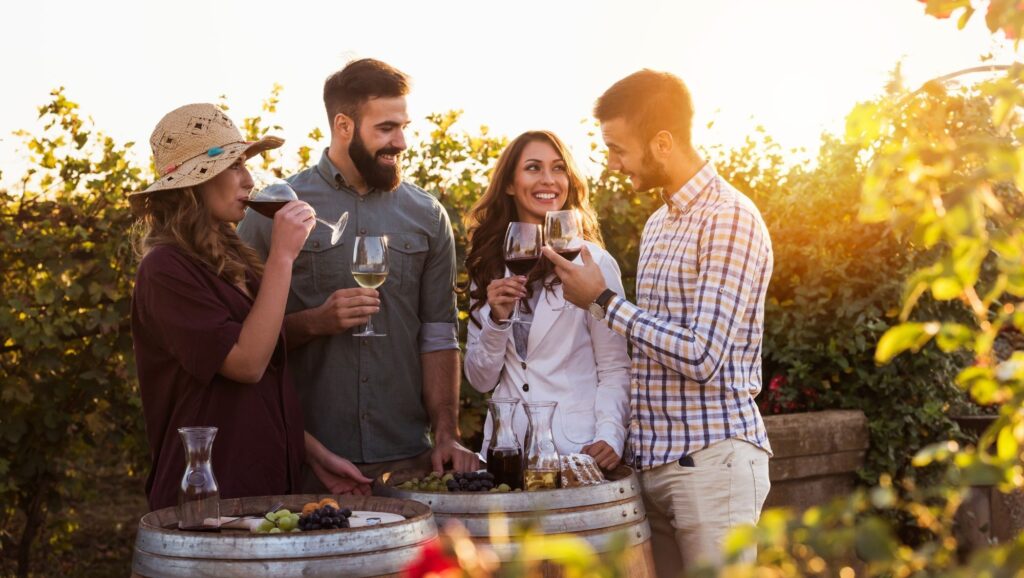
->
[418,205,460,353]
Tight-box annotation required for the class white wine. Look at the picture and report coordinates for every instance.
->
[353,272,387,289]
[524,469,560,491]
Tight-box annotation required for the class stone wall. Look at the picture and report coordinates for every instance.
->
[763,410,869,510]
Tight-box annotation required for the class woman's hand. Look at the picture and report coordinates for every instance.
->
[305,432,373,495]
[269,200,316,263]
[486,276,527,323]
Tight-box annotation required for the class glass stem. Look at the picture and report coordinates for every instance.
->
[510,298,522,323]
[365,313,375,335]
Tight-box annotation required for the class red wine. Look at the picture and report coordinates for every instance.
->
[506,256,539,276]
[243,200,288,218]
[487,447,524,490]
[556,249,581,262]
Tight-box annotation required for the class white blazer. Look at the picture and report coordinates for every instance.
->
[464,241,631,460]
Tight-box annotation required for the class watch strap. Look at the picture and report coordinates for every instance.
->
[595,288,616,309]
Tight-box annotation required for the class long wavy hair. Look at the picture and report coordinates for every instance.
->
[465,130,603,327]
[133,186,264,286]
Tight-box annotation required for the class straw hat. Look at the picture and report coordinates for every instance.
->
[130,103,283,211]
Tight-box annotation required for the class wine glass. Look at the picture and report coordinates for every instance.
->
[545,209,583,262]
[246,172,349,245]
[351,235,389,337]
[502,222,543,325]
[545,209,583,311]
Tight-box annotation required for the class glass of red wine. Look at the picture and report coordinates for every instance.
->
[545,209,583,311]
[502,221,543,325]
[245,172,349,245]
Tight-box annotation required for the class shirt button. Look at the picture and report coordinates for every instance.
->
[361,376,368,383]
[359,197,365,202]
[360,228,367,235]
[523,383,529,392]
[404,242,411,249]
[521,362,526,370]
[313,241,320,249]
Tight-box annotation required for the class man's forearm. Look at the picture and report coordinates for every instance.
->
[422,349,460,439]
[284,308,322,349]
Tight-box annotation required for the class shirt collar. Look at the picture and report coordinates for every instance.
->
[315,147,388,196]
[315,147,348,190]
[663,162,716,214]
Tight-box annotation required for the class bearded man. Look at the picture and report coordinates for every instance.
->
[238,59,478,489]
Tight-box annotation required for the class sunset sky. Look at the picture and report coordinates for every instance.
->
[0,0,1017,185]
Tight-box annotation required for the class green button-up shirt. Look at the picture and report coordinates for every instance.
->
[237,149,459,463]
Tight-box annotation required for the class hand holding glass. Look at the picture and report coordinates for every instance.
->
[246,171,349,245]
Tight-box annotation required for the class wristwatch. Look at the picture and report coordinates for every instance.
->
[588,289,617,321]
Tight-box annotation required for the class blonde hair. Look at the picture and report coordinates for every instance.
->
[133,187,264,284]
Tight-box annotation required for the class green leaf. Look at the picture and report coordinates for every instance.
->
[997,425,1018,463]
[875,322,939,364]
[936,323,974,352]
[855,517,897,562]
[931,276,963,300]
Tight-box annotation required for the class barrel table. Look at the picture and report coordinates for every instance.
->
[377,466,655,578]
[132,494,436,578]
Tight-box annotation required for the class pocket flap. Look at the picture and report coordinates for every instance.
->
[387,233,429,255]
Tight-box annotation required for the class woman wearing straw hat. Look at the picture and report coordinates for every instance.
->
[130,103,372,511]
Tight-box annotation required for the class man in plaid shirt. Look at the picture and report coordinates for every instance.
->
[545,70,773,575]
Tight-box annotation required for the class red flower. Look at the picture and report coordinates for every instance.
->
[769,374,787,392]
[404,539,461,578]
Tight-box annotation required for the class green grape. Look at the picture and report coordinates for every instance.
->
[256,519,275,533]
[269,527,282,534]
[278,515,298,532]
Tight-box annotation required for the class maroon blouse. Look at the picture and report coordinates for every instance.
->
[131,245,305,511]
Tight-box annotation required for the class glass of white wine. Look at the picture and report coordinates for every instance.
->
[351,235,388,337]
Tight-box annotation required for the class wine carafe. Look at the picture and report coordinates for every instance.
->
[177,426,220,531]
[523,401,561,491]
[486,398,523,490]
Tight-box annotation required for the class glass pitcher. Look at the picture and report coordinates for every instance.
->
[486,398,523,490]
[523,401,561,491]
[177,426,220,531]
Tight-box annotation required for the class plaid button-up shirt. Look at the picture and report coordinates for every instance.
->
[606,163,773,471]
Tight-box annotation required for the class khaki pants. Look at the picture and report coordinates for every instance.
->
[300,450,434,493]
[638,438,771,578]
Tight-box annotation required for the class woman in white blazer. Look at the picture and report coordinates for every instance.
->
[463,131,630,470]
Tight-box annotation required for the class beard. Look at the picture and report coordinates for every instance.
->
[635,147,672,192]
[349,127,402,192]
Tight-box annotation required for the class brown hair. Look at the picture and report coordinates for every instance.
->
[594,69,694,147]
[464,131,603,327]
[133,187,264,285]
[323,58,411,125]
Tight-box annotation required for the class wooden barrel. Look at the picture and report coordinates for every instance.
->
[377,466,655,577]
[132,494,436,578]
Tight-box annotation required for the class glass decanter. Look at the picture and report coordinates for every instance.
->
[486,398,523,490]
[177,426,221,531]
[523,401,561,491]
